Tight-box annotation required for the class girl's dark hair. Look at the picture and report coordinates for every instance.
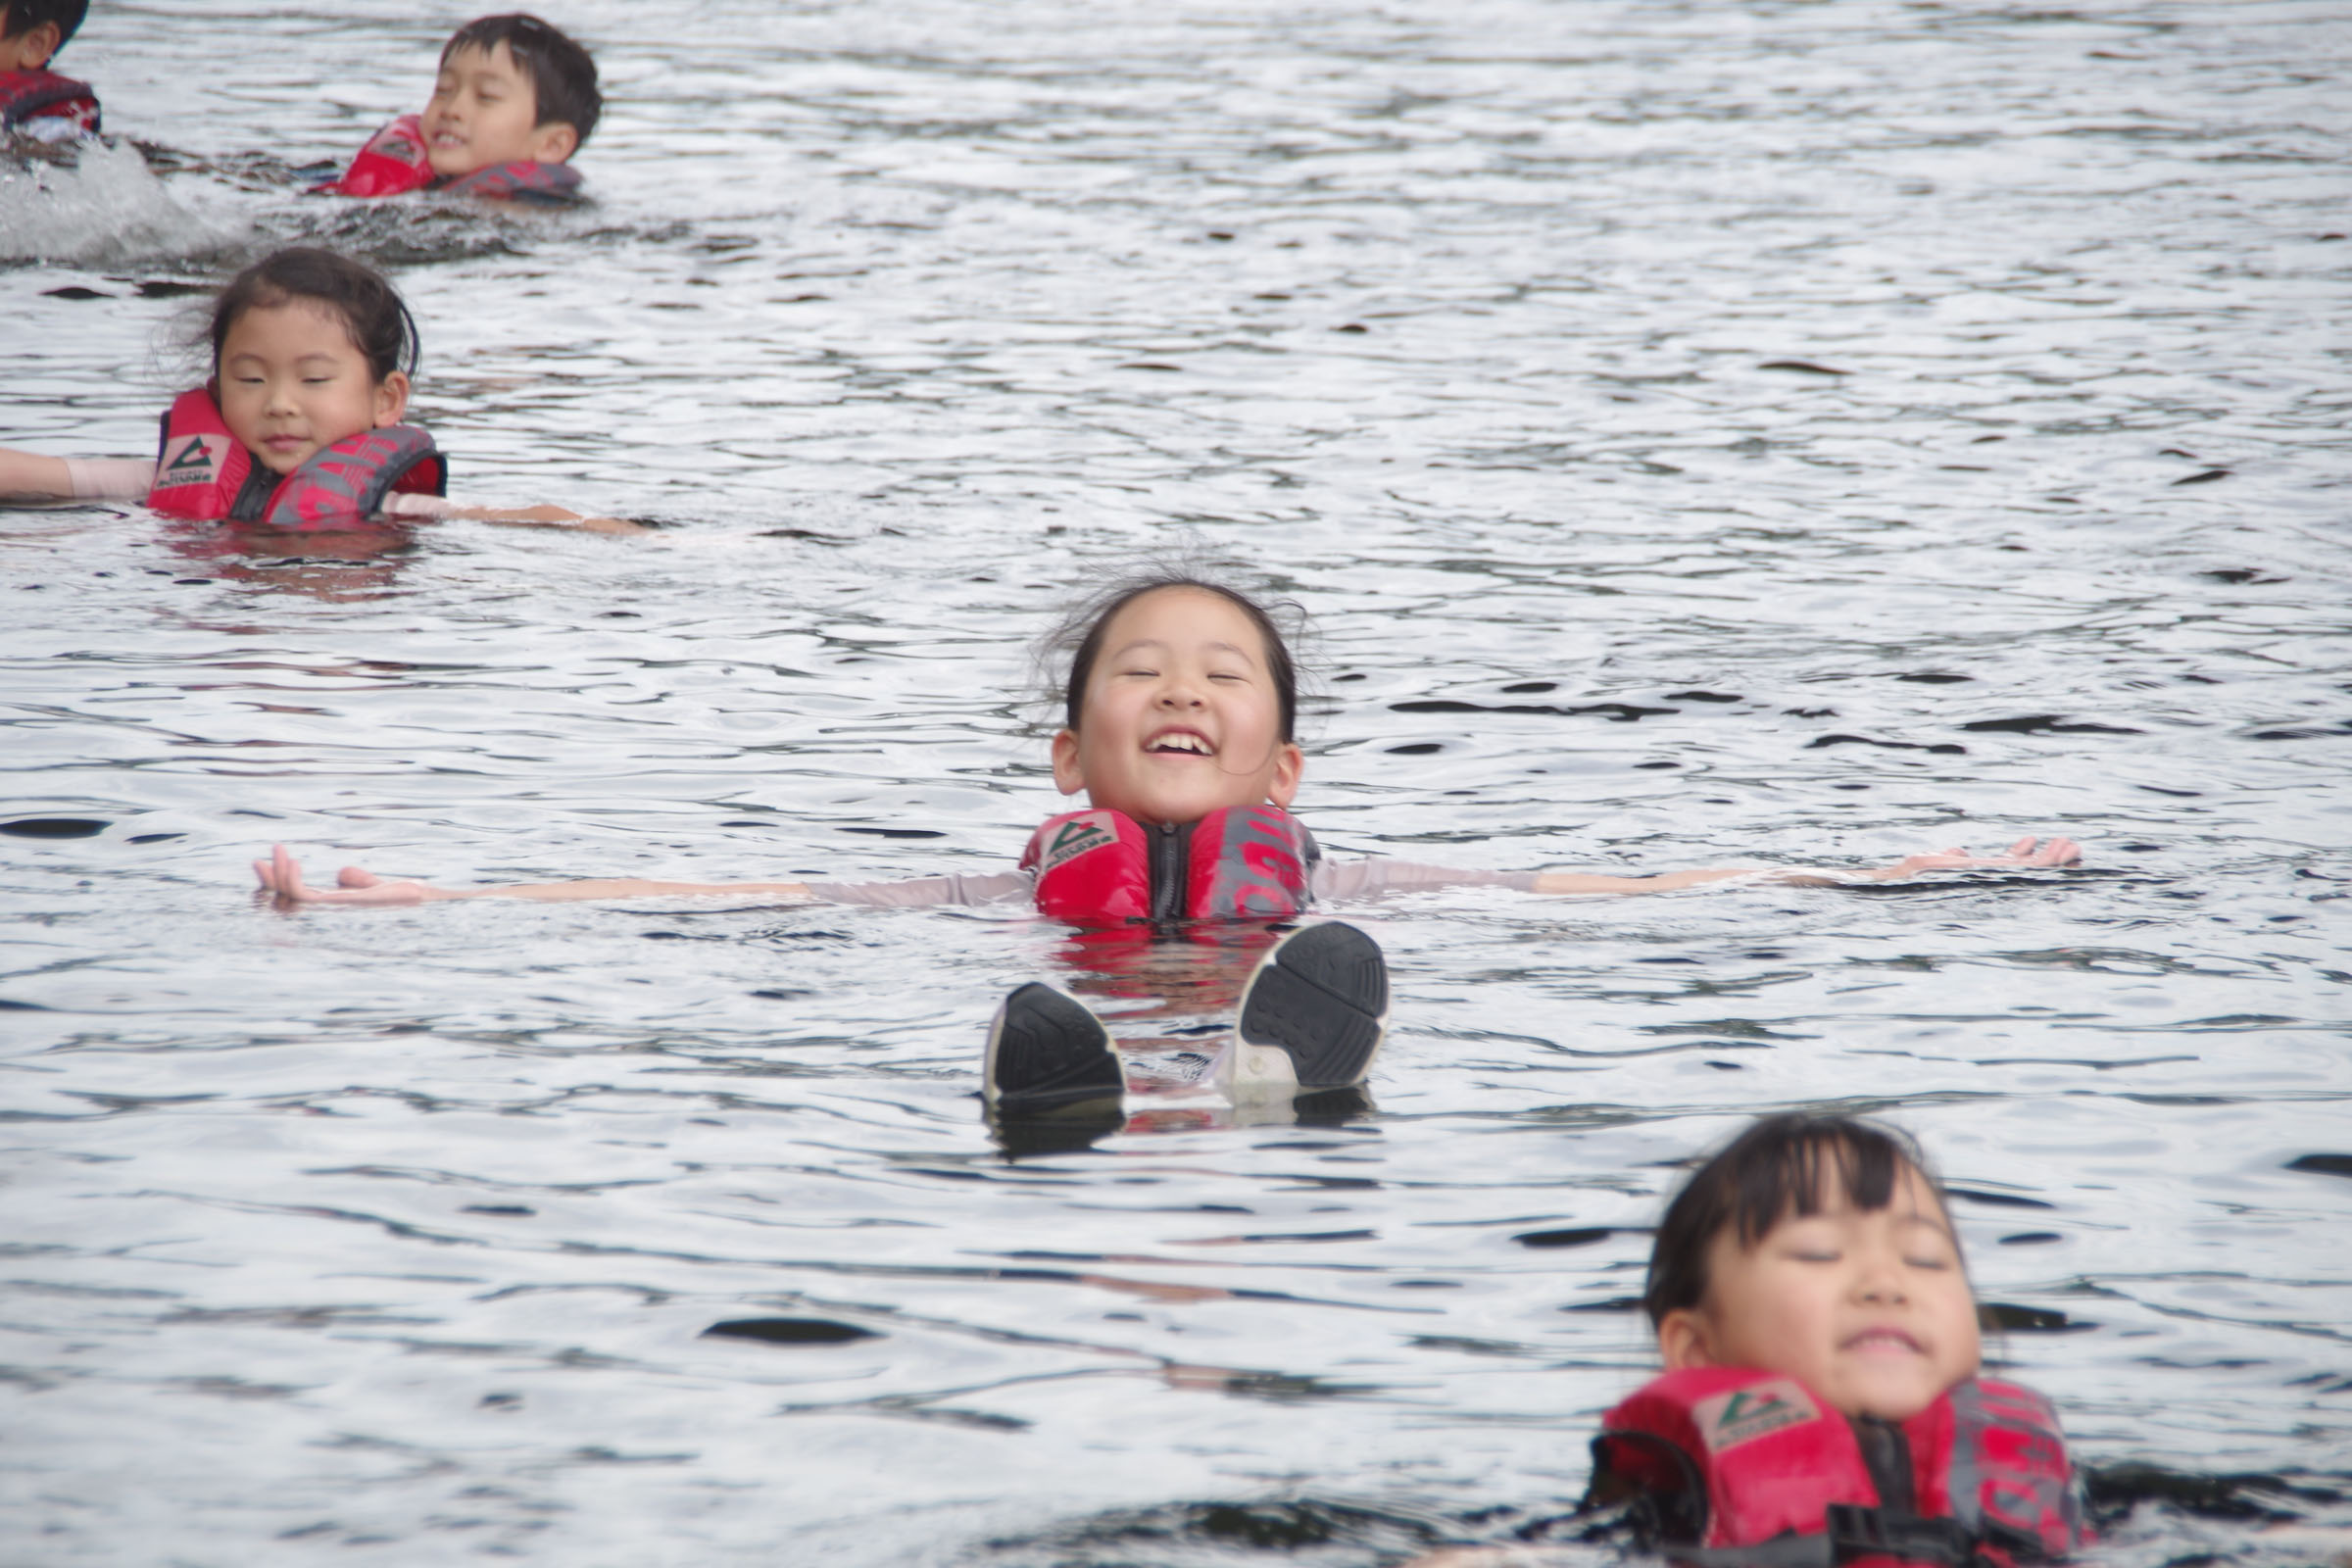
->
[208,248,420,384]
[443,13,603,147]
[3,0,87,47]
[1045,572,1303,741]
[1642,1113,1959,1327]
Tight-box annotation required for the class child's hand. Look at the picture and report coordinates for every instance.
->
[254,843,438,906]
[1874,836,2082,878]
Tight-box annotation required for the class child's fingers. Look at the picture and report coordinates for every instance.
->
[337,866,382,890]
[270,843,309,895]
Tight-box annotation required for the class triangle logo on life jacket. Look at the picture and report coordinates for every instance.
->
[158,432,228,488]
[1693,1378,1820,1454]
[1043,816,1113,871]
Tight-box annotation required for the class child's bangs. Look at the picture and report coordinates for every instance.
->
[1642,1112,1947,1323]
[1724,1121,1915,1248]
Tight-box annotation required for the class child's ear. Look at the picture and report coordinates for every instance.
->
[1050,728,1086,797]
[371,370,412,428]
[15,20,63,69]
[1265,742,1304,808]
[1656,1309,1718,1373]
[527,121,580,164]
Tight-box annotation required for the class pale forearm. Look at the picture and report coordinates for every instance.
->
[0,448,74,501]
[1532,866,1766,895]
[438,877,812,903]
[1529,836,2082,896]
[456,504,649,533]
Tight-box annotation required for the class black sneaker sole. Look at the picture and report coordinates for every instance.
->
[985,982,1125,1113]
[1235,922,1389,1090]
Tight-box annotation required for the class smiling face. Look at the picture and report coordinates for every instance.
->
[421,40,576,176]
[1051,586,1303,826]
[216,301,408,476]
[1657,1162,1981,1421]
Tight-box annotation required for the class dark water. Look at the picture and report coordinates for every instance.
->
[3,2,2348,1563]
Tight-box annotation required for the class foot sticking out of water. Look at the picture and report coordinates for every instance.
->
[1224,920,1390,1097]
[984,921,1389,1125]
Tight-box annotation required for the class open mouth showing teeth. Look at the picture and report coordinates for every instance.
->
[1148,734,1213,756]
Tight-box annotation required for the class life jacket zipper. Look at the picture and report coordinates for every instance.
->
[1148,819,1189,924]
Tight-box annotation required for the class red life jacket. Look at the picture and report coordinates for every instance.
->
[0,68,100,135]
[313,113,583,203]
[1588,1368,2085,1568]
[1022,806,1317,924]
[148,387,447,528]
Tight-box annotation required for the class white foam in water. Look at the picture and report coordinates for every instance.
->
[0,138,244,265]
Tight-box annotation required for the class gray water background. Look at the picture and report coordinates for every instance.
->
[2,1,2348,1562]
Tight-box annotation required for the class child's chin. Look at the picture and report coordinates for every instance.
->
[1840,1381,1940,1424]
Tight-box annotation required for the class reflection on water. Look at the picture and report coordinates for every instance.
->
[4,0,2350,1563]
[160,516,422,600]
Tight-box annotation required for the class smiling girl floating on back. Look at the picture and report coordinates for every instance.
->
[252,572,2082,1112]
[0,246,630,530]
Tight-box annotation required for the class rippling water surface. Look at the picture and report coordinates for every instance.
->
[4,2,2348,1563]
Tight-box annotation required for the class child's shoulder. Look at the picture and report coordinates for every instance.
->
[0,68,101,138]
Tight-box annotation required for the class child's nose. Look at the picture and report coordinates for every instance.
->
[1852,1251,1909,1302]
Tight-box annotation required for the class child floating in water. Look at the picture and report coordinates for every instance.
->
[0,246,631,530]
[252,575,2082,1112]
[314,12,598,204]
[0,0,97,140]
[1413,1115,2086,1568]
[1586,1112,2085,1565]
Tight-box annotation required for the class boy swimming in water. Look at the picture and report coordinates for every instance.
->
[0,0,97,140]
[316,12,600,203]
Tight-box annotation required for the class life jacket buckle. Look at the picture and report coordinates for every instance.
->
[1824,1503,1976,1566]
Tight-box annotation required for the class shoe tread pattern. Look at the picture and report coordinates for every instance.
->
[1237,923,1388,1089]
[992,983,1123,1111]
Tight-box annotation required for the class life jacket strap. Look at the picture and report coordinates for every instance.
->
[1822,1503,1978,1566]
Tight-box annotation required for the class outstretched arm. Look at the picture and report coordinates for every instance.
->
[454,504,651,535]
[1531,836,2081,896]
[254,844,810,906]
[383,496,650,534]
[0,448,76,501]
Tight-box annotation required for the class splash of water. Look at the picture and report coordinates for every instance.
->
[0,138,246,265]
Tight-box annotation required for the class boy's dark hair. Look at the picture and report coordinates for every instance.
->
[209,247,421,385]
[3,0,89,48]
[442,13,602,148]
[1048,572,1303,743]
[1642,1113,1960,1327]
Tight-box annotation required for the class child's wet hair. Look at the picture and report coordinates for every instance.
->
[443,13,602,147]
[1045,571,1304,742]
[3,0,87,47]
[1642,1112,1959,1326]
[207,248,421,385]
